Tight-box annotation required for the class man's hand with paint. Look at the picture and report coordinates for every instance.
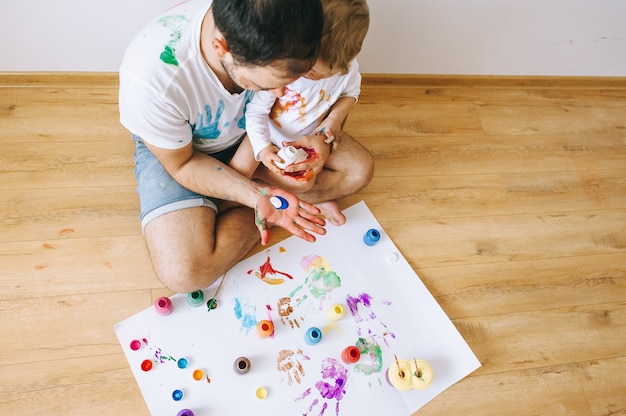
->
[255,188,326,245]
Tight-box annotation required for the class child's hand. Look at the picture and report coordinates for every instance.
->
[314,117,343,148]
[283,135,329,176]
[259,145,283,175]
[254,188,326,245]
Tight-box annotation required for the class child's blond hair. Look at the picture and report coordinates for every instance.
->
[319,0,370,74]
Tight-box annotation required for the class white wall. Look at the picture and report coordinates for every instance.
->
[2,0,625,76]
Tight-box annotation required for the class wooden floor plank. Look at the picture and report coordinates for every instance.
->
[1,74,625,416]
[415,364,593,416]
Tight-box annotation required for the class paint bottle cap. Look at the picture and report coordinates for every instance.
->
[192,369,204,381]
[141,359,153,372]
[172,389,184,401]
[255,387,268,399]
[269,196,289,210]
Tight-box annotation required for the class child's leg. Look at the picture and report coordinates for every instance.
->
[229,136,260,178]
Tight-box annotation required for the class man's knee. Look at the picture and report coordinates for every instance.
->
[153,251,221,294]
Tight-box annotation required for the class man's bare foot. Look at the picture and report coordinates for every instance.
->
[314,200,346,226]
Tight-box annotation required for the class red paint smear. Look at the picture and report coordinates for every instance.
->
[247,256,294,280]
[283,147,318,181]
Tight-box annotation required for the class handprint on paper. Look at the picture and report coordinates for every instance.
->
[296,357,348,416]
[353,337,383,376]
[233,297,257,334]
[289,255,341,312]
[277,297,304,329]
[277,349,310,385]
[346,292,396,347]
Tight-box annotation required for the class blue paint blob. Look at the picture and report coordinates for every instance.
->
[177,358,189,369]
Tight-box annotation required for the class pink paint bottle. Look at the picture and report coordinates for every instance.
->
[154,296,172,315]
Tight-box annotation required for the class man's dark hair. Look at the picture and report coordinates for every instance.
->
[212,0,323,75]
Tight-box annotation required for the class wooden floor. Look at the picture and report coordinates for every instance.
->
[1,73,625,415]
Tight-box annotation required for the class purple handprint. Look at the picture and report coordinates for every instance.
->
[296,357,347,416]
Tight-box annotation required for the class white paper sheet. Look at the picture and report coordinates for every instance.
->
[115,201,481,415]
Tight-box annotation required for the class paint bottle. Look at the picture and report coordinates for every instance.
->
[154,296,172,315]
[304,327,323,345]
[256,320,274,338]
[341,346,361,364]
[177,410,194,416]
[327,304,345,321]
[275,146,299,169]
[233,356,251,374]
[363,228,381,246]
[187,290,204,307]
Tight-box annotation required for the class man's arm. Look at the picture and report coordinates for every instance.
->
[143,141,326,244]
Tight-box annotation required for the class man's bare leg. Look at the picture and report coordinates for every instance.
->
[144,205,260,293]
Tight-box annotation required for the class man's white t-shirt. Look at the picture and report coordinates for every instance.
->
[244,61,361,160]
[119,0,253,154]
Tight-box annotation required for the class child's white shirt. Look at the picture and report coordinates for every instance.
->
[245,60,361,160]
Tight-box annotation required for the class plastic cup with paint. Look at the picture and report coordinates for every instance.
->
[304,327,322,345]
[154,296,172,315]
[256,320,274,338]
[233,356,251,374]
[187,290,204,307]
[363,228,381,246]
[341,346,361,364]
[327,304,345,321]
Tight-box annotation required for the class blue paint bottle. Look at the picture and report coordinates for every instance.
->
[305,327,322,345]
[363,228,381,246]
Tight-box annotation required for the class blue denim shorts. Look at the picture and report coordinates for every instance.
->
[132,135,241,232]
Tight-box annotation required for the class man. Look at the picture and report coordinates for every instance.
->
[119,0,373,293]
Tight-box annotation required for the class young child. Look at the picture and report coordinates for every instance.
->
[230,0,370,193]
